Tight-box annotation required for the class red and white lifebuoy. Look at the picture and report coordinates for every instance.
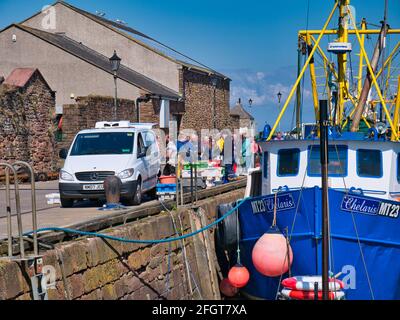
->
[281,288,345,300]
[282,276,344,291]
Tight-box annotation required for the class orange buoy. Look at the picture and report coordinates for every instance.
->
[219,278,239,297]
[228,264,250,288]
[252,227,293,277]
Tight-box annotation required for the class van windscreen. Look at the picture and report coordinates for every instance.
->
[70,132,135,156]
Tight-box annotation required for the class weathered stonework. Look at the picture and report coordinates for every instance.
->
[0,71,57,175]
[0,188,244,300]
[180,69,235,133]
[59,95,137,151]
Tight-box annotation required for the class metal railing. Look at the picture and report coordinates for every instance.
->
[0,161,38,260]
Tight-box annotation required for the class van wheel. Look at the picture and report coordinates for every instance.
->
[60,197,74,208]
[125,179,142,206]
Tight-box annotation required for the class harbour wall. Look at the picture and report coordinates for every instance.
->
[0,188,244,300]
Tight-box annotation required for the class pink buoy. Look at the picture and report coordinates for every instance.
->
[219,278,239,297]
[228,264,250,288]
[252,227,293,277]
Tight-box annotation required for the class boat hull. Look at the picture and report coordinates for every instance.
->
[238,187,400,300]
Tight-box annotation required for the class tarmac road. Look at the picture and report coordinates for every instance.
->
[0,180,154,239]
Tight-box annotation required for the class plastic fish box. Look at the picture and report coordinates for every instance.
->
[156,183,176,193]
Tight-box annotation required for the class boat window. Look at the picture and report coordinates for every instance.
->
[307,145,347,177]
[357,149,382,178]
[277,149,300,176]
[263,152,268,178]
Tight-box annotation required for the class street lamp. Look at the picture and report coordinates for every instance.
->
[277,91,282,103]
[211,78,218,129]
[248,98,253,108]
[277,91,283,132]
[109,50,121,121]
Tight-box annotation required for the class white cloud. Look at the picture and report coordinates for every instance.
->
[223,67,315,130]
[226,68,312,107]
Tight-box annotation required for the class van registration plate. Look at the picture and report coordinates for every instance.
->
[83,184,104,191]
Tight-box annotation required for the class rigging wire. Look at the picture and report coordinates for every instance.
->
[332,143,375,300]
[274,138,317,300]
[380,0,389,90]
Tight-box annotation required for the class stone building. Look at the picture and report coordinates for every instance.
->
[0,68,57,175]
[0,1,233,133]
[230,99,255,132]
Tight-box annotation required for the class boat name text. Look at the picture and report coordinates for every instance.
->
[251,194,295,214]
[341,195,399,219]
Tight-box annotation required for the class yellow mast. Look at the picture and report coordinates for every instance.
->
[357,19,366,99]
[266,1,339,141]
[336,0,350,125]
[348,8,398,139]
[306,33,320,121]
[391,76,400,141]
[265,1,400,140]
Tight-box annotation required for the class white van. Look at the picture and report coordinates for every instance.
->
[58,121,161,207]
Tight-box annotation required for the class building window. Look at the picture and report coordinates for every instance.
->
[357,149,382,178]
[277,149,300,176]
[263,152,268,179]
[308,145,347,177]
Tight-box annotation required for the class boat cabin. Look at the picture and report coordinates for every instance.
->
[259,136,400,200]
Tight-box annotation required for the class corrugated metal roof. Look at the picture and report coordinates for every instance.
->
[16,24,181,99]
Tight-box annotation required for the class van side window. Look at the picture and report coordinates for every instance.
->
[277,149,300,176]
[137,133,145,157]
[357,149,382,178]
[143,131,156,147]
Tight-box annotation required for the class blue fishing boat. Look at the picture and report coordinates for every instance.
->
[216,0,400,300]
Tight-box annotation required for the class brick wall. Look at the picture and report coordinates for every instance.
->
[0,73,57,174]
[59,95,136,151]
[0,189,244,300]
[180,69,236,133]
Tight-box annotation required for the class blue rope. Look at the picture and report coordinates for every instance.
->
[23,198,248,244]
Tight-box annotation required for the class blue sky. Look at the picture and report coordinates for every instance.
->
[1,0,399,130]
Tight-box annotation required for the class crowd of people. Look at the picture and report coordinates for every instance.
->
[161,130,261,181]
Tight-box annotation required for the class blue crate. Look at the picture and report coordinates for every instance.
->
[156,183,176,193]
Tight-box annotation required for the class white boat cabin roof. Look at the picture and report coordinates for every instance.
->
[258,139,400,200]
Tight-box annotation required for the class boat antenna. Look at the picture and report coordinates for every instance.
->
[319,99,331,300]
[380,0,389,94]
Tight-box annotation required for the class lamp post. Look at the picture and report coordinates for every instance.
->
[248,98,253,108]
[277,91,282,132]
[211,78,218,129]
[109,50,121,121]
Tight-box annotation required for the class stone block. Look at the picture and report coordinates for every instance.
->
[59,242,88,276]
[82,259,123,293]
[114,274,143,298]
[101,283,117,300]
[0,261,26,300]
[67,273,85,299]
[127,247,150,271]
